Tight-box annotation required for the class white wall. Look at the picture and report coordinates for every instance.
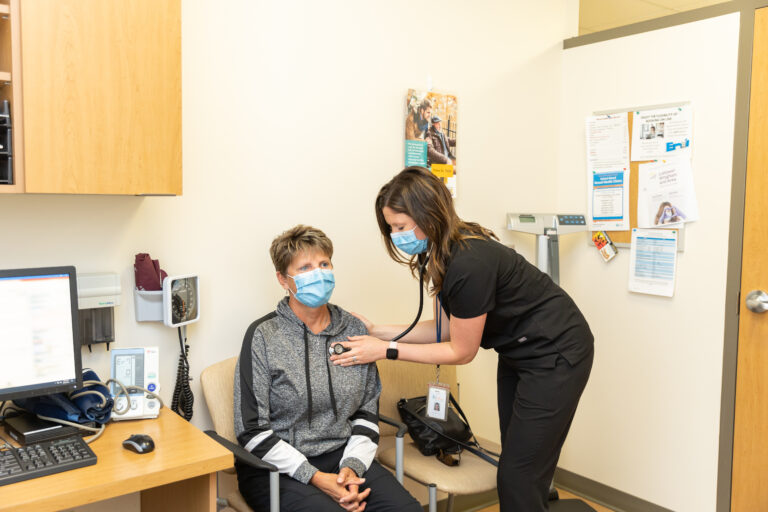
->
[557,14,740,512]
[0,0,576,465]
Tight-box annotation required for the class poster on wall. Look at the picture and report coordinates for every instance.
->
[585,113,630,231]
[405,89,458,197]
[637,157,699,228]
[630,105,692,161]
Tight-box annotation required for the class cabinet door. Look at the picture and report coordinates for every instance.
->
[20,0,181,195]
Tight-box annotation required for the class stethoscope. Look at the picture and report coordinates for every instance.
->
[328,252,430,356]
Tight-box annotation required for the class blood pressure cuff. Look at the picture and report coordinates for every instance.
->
[14,369,114,425]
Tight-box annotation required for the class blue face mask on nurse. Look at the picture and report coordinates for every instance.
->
[390,225,429,255]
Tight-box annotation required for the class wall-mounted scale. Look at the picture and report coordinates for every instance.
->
[506,214,587,285]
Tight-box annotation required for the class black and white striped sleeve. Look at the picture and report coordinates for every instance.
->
[340,364,382,477]
[233,318,318,484]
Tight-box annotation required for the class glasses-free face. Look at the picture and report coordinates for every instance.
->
[382,207,427,241]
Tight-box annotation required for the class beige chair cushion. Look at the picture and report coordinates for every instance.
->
[201,357,239,442]
[201,357,253,512]
[377,435,500,496]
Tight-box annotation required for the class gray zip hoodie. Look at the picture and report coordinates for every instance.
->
[234,297,381,484]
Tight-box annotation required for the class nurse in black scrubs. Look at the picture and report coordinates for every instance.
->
[331,167,594,512]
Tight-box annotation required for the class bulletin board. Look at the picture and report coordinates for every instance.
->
[591,108,685,249]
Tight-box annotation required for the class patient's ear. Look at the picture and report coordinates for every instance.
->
[276,271,289,290]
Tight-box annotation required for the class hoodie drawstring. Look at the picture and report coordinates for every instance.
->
[303,325,313,427]
[325,347,339,420]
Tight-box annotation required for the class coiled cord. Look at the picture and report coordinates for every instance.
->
[171,326,194,420]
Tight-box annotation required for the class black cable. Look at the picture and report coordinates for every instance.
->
[171,326,194,420]
[391,252,430,342]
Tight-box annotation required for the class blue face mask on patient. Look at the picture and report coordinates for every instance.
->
[390,227,429,255]
[288,268,335,308]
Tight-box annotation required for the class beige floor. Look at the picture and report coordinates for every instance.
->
[476,488,614,512]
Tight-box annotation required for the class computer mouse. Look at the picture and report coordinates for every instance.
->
[122,433,155,454]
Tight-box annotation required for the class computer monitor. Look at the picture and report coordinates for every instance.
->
[0,266,82,402]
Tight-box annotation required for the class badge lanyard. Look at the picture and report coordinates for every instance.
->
[427,294,449,421]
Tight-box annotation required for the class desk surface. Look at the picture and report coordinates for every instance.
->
[0,408,233,512]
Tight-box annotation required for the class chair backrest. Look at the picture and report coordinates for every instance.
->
[376,360,458,436]
[200,356,238,443]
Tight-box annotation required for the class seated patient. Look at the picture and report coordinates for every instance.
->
[234,225,421,512]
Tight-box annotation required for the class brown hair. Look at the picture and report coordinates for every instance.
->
[269,225,333,275]
[375,167,497,293]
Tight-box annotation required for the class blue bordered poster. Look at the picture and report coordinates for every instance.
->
[586,113,630,231]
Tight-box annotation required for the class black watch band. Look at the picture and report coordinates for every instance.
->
[386,341,399,360]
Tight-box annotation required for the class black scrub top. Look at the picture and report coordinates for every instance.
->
[438,237,593,368]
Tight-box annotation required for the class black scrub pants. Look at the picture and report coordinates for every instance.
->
[236,445,422,512]
[496,346,594,512]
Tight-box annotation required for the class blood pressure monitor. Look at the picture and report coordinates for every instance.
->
[162,274,200,327]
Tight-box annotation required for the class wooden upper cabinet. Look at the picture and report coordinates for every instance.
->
[19,0,181,195]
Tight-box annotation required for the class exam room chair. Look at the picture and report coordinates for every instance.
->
[200,357,279,512]
[200,356,406,512]
[376,360,500,512]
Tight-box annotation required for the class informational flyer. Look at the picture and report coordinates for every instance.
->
[586,113,630,231]
[405,89,458,197]
[637,158,699,228]
[629,228,678,297]
[590,170,629,231]
[631,105,692,161]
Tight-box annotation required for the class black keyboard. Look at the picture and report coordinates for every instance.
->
[0,435,97,486]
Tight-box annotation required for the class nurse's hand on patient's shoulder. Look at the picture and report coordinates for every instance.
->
[331,335,387,366]
[350,312,374,332]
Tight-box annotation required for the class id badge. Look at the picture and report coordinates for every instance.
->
[426,382,450,421]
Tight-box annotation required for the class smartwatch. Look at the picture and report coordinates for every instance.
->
[386,341,399,360]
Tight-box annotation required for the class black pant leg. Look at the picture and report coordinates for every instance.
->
[357,461,421,512]
[497,354,521,446]
[497,348,593,512]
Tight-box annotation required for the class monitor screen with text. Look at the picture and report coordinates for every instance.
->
[0,267,82,401]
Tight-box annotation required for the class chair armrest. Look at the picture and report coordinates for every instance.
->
[379,415,407,438]
[204,430,278,472]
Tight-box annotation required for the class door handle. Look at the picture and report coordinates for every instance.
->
[746,290,768,313]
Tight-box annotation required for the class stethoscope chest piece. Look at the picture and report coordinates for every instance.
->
[329,343,350,356]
